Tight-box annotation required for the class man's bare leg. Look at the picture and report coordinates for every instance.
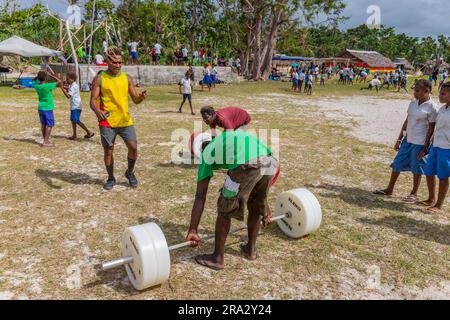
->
[195,214,231,270]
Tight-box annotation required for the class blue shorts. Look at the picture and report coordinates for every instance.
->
[211,75,216,83]
[38,110,55,127]
[422,146,450,179]
[70,109,82,124]
[391,140,424,175]
[131,51,138,60]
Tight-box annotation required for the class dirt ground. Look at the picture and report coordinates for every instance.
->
[0,80,448,300]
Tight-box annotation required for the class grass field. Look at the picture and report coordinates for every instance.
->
[0,78,448,300]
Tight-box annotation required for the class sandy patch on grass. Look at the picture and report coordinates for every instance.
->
[256,94,413,146]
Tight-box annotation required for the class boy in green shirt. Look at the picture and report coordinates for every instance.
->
[33,71,62,147]
[186,130,278,270]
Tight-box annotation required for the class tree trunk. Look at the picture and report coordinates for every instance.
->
[251,3,263,80]
[241,25,254,77]
[260,1,285,80]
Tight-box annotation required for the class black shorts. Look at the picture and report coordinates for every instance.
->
[182,93,192,102]
[100,125,137,148]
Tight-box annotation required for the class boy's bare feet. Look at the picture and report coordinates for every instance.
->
[41,142,55,147]
[195,254,224,270]
[240,243,257,261]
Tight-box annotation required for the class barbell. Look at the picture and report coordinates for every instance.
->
[101,188,322,290]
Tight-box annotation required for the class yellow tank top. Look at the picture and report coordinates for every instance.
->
[99,71,133,128]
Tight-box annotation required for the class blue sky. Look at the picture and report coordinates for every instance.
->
[12,0,450,38]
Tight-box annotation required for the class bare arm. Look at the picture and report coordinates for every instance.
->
[418,122,436,160]
[128,76,147,104]
[60,85,70,99]
[397,118,408,141]
[394,117,408,151]
[46,72,63,88]
[188,178,210,233]
[423,123,436,148]
[90,75,107,122]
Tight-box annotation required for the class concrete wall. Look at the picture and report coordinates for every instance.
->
[47,64,237,85]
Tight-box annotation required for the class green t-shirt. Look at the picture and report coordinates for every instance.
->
[34,82,57,110]
[197,130,272,182]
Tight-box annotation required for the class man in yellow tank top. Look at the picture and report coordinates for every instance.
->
[90,46,148,190]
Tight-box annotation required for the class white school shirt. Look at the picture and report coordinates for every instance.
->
[180,78,192,94]
[154,43,162,54]
[211,67,218,76]
[128,42,138,52]
[68,82,82,110]
[433,105,450,149]
[94,54,104,64]
[182,48,188,58]
[293,72,299,80]
[299,73,305,81]
[371,78,381,86]
[406,99,439,145]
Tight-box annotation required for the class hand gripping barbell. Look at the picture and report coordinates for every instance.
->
[101,188,322,290]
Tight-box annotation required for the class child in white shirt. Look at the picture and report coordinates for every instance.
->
[61,72,94,140]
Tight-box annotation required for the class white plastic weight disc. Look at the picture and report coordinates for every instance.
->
[274,188,322,238]
[189,132,212,159]
[121,223,171,290]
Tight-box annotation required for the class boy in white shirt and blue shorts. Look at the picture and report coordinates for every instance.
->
[61,72,94,140]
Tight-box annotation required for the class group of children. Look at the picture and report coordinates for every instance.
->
[291,68,315,95]
[33,70,94,146]
[375,79,449,214]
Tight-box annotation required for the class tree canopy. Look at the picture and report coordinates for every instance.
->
[1,0,448,77]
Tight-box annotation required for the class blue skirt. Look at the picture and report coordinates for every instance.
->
[391,139,424,175]
[422,146,450,179]
[203,75,213,85]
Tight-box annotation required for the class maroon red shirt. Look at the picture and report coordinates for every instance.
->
[214,107,251,130]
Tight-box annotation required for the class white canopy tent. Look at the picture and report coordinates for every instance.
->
[0,36,61,58]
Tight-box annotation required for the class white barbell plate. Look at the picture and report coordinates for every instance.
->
[190,132,212,159]
[274,188,322,238]
[121,223,171,290]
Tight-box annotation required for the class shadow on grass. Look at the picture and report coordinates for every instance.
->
[156,110,180,114]
[358,215,450,246]
[3,137,40,145]
[305,183,412,213]
[35,169,104,189]
[156,162,198,170]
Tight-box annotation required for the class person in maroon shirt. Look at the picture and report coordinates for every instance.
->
[200,106,251,134]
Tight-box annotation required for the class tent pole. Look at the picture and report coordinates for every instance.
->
[66,20,80,88]
[88,0,96,64]
[59,21,63,51]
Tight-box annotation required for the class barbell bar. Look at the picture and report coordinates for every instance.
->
[102,213,288,271]
[100,188,322,290]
